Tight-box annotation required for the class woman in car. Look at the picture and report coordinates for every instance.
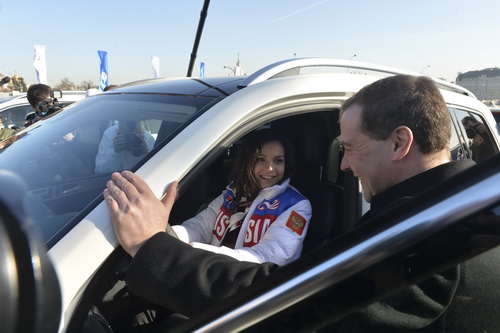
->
[169,129,312,265]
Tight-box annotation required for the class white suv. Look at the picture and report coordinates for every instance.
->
[0,58,498,332]
[0,90,86,129]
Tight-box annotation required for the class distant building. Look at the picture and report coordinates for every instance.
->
[456,68,500,101]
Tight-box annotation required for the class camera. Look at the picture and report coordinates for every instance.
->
[123,133,148,157]
[38,98,61,116]
[465,124,482,139]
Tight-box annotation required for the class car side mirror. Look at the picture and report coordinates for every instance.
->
[52,90,63,99]
[0,170,61,332]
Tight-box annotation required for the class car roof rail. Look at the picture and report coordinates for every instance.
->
[238,57,476,98]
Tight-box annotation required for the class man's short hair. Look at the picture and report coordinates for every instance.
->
[27,84,53,107]
[341,74,451,154]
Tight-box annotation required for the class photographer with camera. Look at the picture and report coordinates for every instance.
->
[26,83,61,127]
[461,116,496,162]
[95,120,155,174]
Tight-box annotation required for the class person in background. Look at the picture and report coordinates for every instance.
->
[26,83,59,126]
[94,120,155,174]
[461,116,496,162]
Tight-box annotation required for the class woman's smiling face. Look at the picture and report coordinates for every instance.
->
[253,141,285,189]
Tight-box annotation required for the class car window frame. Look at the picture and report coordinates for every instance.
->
[449,107,499,162]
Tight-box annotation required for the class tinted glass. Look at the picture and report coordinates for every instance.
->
[0,93,217,245]
[451,108,498,163]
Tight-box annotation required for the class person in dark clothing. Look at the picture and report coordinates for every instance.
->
[318,159,475,332]
[103,75,486,331]
[26,83,59,126]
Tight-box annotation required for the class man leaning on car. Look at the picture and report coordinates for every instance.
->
[104,74,496,332]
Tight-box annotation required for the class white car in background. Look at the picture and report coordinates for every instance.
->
[0,58,499,332]
[0,90,86,129]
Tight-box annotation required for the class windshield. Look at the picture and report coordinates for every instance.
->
[0,93,217,246]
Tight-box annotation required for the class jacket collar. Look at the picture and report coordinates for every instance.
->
[368,159,476,219]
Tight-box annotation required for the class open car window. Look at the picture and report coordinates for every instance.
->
[173,153,500,332]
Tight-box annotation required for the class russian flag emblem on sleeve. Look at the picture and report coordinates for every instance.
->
[285,210,306,236]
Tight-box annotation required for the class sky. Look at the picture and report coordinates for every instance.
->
[2,0,500,86]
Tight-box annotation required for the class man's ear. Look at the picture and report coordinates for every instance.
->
[391,126,413,161]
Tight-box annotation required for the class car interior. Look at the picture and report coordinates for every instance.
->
[169,109,352,254]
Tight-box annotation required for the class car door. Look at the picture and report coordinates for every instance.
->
[58,75,358,331]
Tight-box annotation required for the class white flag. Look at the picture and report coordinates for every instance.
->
[151,56,160,78]
[33,45,48,84]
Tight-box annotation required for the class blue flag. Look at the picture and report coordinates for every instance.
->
[200,62,205,78]
[98,50,109,91]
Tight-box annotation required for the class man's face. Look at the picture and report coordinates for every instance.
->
[339,104,397,203]
[462,119,477,130]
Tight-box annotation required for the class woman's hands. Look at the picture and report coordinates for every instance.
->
[103,170,178,257]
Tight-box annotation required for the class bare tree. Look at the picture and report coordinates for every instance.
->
[78,80,97,90]
[54,77,76,90]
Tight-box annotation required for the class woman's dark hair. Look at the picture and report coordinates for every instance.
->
[230,129,295,205]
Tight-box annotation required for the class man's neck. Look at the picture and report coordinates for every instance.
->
[395,149,451,185]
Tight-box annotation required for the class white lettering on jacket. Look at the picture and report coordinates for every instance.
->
[244,216,272,246]
[214,208,230,240]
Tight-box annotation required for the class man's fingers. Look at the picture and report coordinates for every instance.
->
[104,172,176,257]
[120,170,152,195]
[103,188,119,214]
[161,181,178,216]
[105,179,128,209]
[110,171,142,201]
